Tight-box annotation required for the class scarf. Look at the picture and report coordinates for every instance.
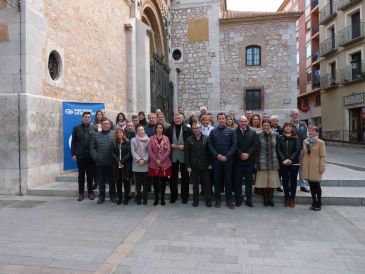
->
[305,136,318,152]
[135,134,149,158]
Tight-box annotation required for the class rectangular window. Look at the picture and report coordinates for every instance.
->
[306,70,312,83]
[245,89,262,110]
[315,95,321,106]
[306,43,311,58]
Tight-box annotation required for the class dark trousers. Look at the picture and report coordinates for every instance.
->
[77,158,94,195]
[280,165,299,199]
[309,181,322,206]
[134,172,149,201]
[235,164,254,203]
[171,161,189,201]
[191,169,211,203]
[212,159,233,203]
[116,169,130,200]
[97,165,116,199]
[153,177,167,200]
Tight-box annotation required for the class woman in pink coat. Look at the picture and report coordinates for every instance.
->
[148,123,172,206]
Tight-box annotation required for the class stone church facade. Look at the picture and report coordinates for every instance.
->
[0,0,300,194]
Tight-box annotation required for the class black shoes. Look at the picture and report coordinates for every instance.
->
[88,193,94,200]
[110,197,117,203]
[117,199,123,205]
[226,202,235,209]
[276,187,283,192]
[245,201,253,208]
[215,200,221,208]
[123,199,128,205]
[235,201,241,207]
[170,199,176,204]
[143,199,147,205]
[161,199,166,206]
[97,197,105,204]
[206,200,212,207]
[154,198,159,206]
[192,201,198,207]
[182,199,188,204]
[300,187,310,193]
[77,195,84,202]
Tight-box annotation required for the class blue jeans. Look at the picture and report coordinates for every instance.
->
[97,165,116,199]
[212,159,233,203]
[235,164,254,203]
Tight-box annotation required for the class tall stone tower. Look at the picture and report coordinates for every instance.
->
[170,0,222,113]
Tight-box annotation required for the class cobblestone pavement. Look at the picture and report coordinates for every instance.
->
[0,197,364,273]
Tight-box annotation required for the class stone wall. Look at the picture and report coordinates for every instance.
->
[0,0,134,193]
[219,20,297,116]
[171,1,221,112]
[0,1,21,194]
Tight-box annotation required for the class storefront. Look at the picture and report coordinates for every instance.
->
[344,92,365,143]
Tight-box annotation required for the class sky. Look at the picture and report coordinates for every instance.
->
[227,0,284,12]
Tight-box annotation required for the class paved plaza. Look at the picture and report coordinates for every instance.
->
[0,196,364,274]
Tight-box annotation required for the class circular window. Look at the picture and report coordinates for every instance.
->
[48,50,62,81]
[172,49,182,61]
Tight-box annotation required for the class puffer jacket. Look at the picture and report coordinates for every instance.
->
[277,134,301,164]
[112,139,132,180]
[255,130,280,170]
[71,123,96,159]
[90,130,115,166]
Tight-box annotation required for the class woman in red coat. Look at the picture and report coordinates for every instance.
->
[148,123,172,205]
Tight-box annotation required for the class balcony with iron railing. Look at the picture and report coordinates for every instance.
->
[319,1,337,25]
[338,22,365,47]
[320,72,339,89]
[312,50,320,63]
[312,24,319,37]
[338,0,362,11]
[312,77,321,90]
[340,63,365,84]
[320,35,337,57]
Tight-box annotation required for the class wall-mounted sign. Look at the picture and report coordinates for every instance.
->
[344,92,364,106]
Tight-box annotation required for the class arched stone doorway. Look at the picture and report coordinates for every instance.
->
[141,0,168,62]
[141,0,173,120]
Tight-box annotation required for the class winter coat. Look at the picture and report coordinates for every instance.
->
[185,135,211,171]
[130,137,150,172]
[166,124,192,144]
[148,135,171,171]
[292,121,308,147]
[301,139,326,181]
[235,127,257,165]
[90,130,115,166]
[208,126,237,160]
[255,130,280,170]
[111,140,132,180]
[71,123,96,159]
[277,134,301,164]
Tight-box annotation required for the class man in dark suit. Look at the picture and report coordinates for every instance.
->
[234,115,257,207]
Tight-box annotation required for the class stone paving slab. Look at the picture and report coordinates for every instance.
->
[0,197,364,273]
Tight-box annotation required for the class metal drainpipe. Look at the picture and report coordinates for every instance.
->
[17,0,23,196]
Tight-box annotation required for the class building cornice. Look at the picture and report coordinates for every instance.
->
[219,11,302,24]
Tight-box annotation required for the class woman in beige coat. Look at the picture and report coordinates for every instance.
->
[301,126,326,211]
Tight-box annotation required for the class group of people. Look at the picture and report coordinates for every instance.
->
[71,106,326,211]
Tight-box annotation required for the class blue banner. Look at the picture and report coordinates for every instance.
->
[62,102,105,171]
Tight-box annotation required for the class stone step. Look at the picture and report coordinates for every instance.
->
[28,182,365,206]
[55,173,365,187]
